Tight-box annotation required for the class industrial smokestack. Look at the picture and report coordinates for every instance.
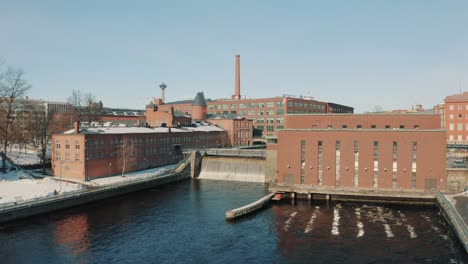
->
[160,82,167,103]
[232,55,241,100]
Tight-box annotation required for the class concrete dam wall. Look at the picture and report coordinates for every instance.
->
[198,156,265,182]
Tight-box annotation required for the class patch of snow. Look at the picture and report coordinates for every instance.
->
[91,164,177,186]
[6,148,42,165]
[0,177,83,204]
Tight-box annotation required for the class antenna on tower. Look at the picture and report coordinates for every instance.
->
[160,82,167,103]
[459,80,462,94]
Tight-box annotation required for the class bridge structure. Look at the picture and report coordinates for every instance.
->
[203,148,266,159]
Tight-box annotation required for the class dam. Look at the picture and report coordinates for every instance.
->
[198,156,265,182]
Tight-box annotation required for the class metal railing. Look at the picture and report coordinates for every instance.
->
[0,167,182,212]
[205,148,266,158]
[436,191,468,252]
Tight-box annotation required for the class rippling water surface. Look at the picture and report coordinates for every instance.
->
[0,180,466,263]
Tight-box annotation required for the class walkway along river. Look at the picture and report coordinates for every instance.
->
[0,180,466,263]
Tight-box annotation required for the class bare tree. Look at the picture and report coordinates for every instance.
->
[67,90,102,123]
[35,109,52,174]
[116,136,135,176]
[67,89,84,108]
[0,67,31,172]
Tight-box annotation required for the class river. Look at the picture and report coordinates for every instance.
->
[0,180,466,263]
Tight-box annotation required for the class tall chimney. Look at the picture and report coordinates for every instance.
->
[74,121,80,134]
[232,55,241,100]
[160,82,167,103]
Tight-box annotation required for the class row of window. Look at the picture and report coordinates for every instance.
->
[448,135,468,141]
[236,131,251,139]
[448,123,468,131]
[257,125,284,131]
[56,146,181,161]
[449,113,468,120]
[56,134,225,151]
[235,122,251,128]
[449,105,468,111]
[288,102,325,109]
[256,118,284,124]
[320,124,419,129]
[312,140,417,189]
[55,140,80,150]
[208,101,327,110]
[55,152,80,161]
[209,102,283,110]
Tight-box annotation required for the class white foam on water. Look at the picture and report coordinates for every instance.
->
[377,207,393,238]
[357,222,365,238]
[304,211,318,233]
[355,207,365,238]
[406,224,417,238]
[284,211,298,231]
[331,207,340,236]
[384,224,394,238]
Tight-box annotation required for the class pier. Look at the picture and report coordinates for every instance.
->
[226,193,274,220]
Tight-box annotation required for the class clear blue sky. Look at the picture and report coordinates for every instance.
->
[1,0,467,113]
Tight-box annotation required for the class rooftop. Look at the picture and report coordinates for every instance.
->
[193,92,207,106]
[63,122,224,135]
[444,92,468,102]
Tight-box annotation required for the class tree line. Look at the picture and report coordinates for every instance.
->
[0,59,103,174]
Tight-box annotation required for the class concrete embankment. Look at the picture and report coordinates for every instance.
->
[270,185,436,205]
[226,193,274,220]
[436,192,468,253]
[198,156,265,182]
[0,154,195,224]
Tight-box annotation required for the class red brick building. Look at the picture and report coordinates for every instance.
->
[273,114,446,191]
[146,99,192,128]
[51,122,229,181]
[153,55,353,139]
[208,115,253,146]
[443,92,468,143]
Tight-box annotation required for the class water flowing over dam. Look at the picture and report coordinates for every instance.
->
[198,156,265,182]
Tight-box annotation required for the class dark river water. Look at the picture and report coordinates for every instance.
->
[0,180,466,263]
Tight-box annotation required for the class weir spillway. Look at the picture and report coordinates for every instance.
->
[198,156,266,183]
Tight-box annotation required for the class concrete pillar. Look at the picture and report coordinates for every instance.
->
[325,194,330,201]
[307,193,312,202]
[291,192,296,204]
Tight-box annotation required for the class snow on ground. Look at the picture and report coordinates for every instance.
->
[0,177,83,204]
[445,191,468,206]
[91,164,178,186]
[5,146,42,165]
[0,163,178,206]
[0,148,178,206]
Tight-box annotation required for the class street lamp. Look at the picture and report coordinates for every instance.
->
[108,162,112,177]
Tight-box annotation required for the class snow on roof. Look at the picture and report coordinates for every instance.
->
[64,124,224,135]
[184,122,224,132]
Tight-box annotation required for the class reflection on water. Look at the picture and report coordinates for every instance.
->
[0,180,466,264]
[54,214,89,256]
